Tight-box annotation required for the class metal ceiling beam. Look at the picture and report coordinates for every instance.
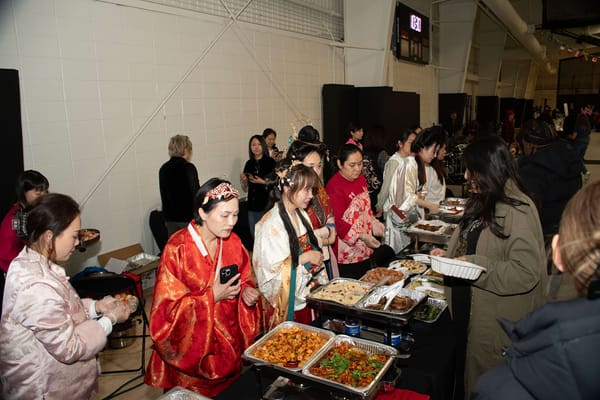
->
[552,29,600,48]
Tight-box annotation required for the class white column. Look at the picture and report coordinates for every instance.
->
[344,0,395,86]
[477,13,507,95]
[438,0,478,93]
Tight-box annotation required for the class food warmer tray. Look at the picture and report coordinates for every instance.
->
[306,282,412,328]
[302,335,398,398]
[251,336,401,400]
[412,297,448,323]
[355,287,428,317]
[243,321,335,372]
[307,278,373,307]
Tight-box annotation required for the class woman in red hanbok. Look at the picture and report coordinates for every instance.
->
[144,179,262,397]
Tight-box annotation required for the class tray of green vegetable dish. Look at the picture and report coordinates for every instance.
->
[413,297,447,323]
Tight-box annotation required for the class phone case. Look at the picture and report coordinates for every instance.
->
[220,265,239,284]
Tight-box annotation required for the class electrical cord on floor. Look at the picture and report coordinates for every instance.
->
[102,374,145,400]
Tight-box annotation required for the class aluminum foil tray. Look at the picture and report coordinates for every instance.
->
[157,386,211,399]
[243,321,335,372]
[413,297,448,323]
[355,287,427,316]
[307,278,373,306]
[302,335,398,397]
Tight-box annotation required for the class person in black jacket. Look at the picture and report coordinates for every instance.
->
[517,119,582,238]
[471,181,600,400]
[240,135,275,239]
[159,135,200,236]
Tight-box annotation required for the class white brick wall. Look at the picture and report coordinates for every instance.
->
[0,0,344,273]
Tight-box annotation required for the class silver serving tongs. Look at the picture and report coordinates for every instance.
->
[382,281,406,310]
[364,276,391,298]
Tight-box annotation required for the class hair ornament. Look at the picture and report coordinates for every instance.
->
[275,160,302,191]
[202,182,239,205]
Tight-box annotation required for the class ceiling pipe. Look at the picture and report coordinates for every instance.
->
[481,0,556,74]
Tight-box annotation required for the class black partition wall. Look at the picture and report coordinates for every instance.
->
[322,84,420,156]
[0,69,24,217]
[322,84,358,155]
[476,96,500,136]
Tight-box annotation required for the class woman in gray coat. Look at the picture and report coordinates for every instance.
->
[431,137,547,399]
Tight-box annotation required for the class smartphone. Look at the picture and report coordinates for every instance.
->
[220,264,239,285]
[245,172,254,179]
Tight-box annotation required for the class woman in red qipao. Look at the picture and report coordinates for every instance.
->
[144,179,262,397]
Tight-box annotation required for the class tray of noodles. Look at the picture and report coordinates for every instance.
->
[303,335,397,397]
[243,321,334,371]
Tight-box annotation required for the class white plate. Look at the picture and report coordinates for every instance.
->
[388,259,427,275]
[429,256,486,280]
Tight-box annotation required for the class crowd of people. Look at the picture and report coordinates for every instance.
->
[0,114,597,399]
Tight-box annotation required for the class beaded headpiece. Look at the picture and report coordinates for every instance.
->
[202,182,239,205]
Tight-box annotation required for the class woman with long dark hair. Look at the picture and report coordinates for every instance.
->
[240,135,275,239]
[471,182,600,400]
[409,128,442,216]
[287,141,337,278]
[425,127,448,204]
[431,137,546,398]
[253,161,327,330]
[377,128,417,252]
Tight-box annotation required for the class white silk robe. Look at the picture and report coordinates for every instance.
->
[0,248,107,400]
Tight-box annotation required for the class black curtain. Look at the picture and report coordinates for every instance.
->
[0,69,24,217]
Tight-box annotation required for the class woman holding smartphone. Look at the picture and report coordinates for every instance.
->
[145,178,261,397]
[240,135,275,239]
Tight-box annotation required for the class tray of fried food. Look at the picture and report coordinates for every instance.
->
[388,259,427,275]
[407,220,455,236]
[303,335,397,396]
[356,285,427,316]
[307,278,373,306]
[441,197,468,207]
[243,321,335,371]
[359,267,405,286]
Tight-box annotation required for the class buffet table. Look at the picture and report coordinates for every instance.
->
[215,312,458,400]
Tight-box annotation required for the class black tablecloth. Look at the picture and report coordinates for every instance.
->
[215,311,458,400]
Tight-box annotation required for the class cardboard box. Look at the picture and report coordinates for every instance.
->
[98,243,159,290]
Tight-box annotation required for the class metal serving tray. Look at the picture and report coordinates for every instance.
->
[413,297,448,323]
[307,278,373,306]
[243,321,335,372]
[302,335,398,398]
[355,287,427,316]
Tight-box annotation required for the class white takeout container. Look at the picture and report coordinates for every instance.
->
[429,256,486,280]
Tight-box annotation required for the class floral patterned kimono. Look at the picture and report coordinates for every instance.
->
[253,206,328,331]
[144,223,261,397]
